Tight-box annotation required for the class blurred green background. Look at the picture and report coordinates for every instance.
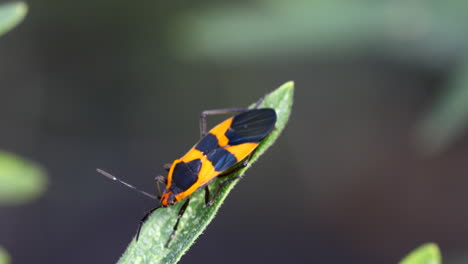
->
[2,0,468,263]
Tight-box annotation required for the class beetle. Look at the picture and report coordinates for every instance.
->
[97,95,277,247]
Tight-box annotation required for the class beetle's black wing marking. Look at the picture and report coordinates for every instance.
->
[195,133,235,171]
[195,133,219,155]
[199,108,248,138]
[171,159,202,193]
[205,109,276,172]
[194,109,276,174]
[206,148,238,172]
[226,109,277,145]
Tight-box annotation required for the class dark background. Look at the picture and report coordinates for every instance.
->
[1,1,468,263]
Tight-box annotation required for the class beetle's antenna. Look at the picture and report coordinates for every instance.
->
[97,168,158,200]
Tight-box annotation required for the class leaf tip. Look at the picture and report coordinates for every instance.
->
[400,242,441,264]
[280,80,294,90]
[266,81,294,104]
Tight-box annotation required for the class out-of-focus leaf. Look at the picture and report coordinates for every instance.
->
[0,2,27,37]
[0,151,47,205]
[171,0,468,66]
[399,243,441,264]
[117,81,294,264]
[0,247,10,264]
[414,62,468,154]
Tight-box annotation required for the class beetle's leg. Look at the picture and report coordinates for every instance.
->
[136,205,161,241]
[199,108,248,138]
[165,197,191,248]
[206,175,241,206]
[217,158,249,178]
[253,93,267,109]
[162,163,172,171]
[199,90,272,137]
[205,151,257,206]
[156,163,172,197]
[218,149,256,177]
[154,175,166,198]
[204,160,246,206]
[204,185,211,206]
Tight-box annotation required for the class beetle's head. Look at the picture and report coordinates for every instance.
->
[160,191,176,207]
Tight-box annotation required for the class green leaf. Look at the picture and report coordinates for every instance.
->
[0,151,47,205]
[0,1,27,37]
[0,246,11,264]
[399,243,442,264]
[117,81,294,264]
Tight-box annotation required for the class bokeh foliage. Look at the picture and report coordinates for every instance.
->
[0,247,10,264]
[0,3,45,263]
[0,151,47,206]
[0,2,46,206]
[0,1,27,37]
